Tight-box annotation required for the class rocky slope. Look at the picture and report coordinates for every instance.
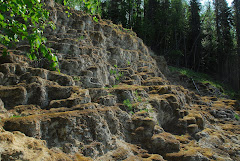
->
[0,1,240,160]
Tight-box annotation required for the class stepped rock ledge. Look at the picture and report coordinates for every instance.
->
[0,1,240,160]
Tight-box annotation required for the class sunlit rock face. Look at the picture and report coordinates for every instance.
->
[0,1,240,161]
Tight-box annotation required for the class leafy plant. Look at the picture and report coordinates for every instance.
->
[135,91,142,102]
[73,76,81,81]
[78,35,85,40]
[60,0,101,22]
[234,114,240,121]
[11,115,21,118]
[116,72,123,81]
[110,65,124,84]
[112,85,119,88]
[0,0,58,71]
[144,108,149,113]
[93,16,99,23]
[123,99,133,111]
[140,108,153,113]
[110,69,117,75]
[65,10,72,18]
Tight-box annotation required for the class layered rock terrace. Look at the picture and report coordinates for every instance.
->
[0,1,240,161]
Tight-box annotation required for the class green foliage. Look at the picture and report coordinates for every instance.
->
[99,0,239,91]
[140,108,149,113]
[73,76,81,81]
[169,66,211,82]
[110,65,124,84]
[76,35,85,41]
[130,111,134,115]
[65,10,72,18]
[11,115,21,118]
[123,99,133,111]
[93,16,99,23]
[135,91,142,102]
[0,0,58,71]
[116,72,123,81]
[56,0,239,90]
[59,0,101,22]
[234,114,240,121]
[112,85,119,88]
[110,69,117,75]
[169,66,240,99]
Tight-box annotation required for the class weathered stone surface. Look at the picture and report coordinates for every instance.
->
[150,132,180,154]
[166,151,210,161]
[0,86,27,109]
[0,0,239,160]
[0,130,78,161]
[0,99,5,112]
[3,107,132,158]
[210,108,235,120]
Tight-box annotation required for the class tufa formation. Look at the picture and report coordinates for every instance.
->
[0,1,239,160]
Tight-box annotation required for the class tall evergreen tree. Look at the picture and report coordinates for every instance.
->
[154,0,171,55]
[201,1,218,74]
[104,0,127,26]
[142,0,159,48]
[188,0,202,71]
[234,0,240,89]
[132,0,144,36]
[234,0,240,55]
[214,0,233,81]
[168,0,186,66]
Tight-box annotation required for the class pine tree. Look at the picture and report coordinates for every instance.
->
[142,0,159,49]
[154,0,171,55]
[201,1,218,74]
[234,0,240,55]
[214,0,234,81]
[132,0,144,36]
[188,0,202,71]
[234,0,240,89]
[106,0,126,25]
[168,0,186,66]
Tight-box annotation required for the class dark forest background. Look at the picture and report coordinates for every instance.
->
[58,0,240,91]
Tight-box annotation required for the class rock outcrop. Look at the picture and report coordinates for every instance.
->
[0,1,240,160]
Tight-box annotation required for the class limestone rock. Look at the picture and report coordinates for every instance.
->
[150,132,180,154]
[0,0,239,160]
[0,99,5,112]
[0,86,27,109]
[0,131,73,161]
